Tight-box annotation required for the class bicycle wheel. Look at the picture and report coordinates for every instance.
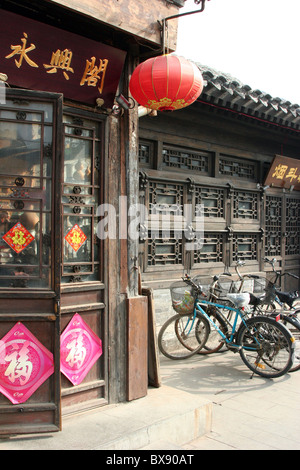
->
[280,315,300,372]
[291,308,300,322]
[237,316,294,378]
[158,312,210,360]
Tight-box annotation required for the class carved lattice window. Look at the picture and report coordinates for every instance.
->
[148,181,184,216]
[232,233,258,261]
[138,140,154,167]
[138,141,269,275]
[62,115,102,283]
[219,155,256,180]
[265,195,282,256]
[194,233,223,263]
[285,197,300,256]
[233,190,258,219]
[162,145,210,174]
[195,186,224,218]
[0,99,54,289]
[147,231,183,266]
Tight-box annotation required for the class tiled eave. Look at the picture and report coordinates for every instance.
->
[196,64,300,132]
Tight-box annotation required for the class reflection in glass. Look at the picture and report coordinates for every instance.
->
[64,216,91,263]
[64,137,92,185]
[62,114,101,284]
[0,122,41,177]
[0,100,53,289]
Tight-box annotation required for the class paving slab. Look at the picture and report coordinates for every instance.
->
[0,384,212,450]
[159,351,300,451]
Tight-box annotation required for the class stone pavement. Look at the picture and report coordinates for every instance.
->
[0,349,300,450]
[160,351,300,450]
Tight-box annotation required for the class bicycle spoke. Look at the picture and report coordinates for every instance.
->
[158,312,210,360]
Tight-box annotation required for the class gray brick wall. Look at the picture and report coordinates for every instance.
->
[153,288,174,331]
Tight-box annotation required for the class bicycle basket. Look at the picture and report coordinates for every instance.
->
[192,275,240,298]
[253,276,267,294]
[214,279,242,296]
[170,282,195,314]
[253,275,276,303]
[263,272,279,302]
[265,271,278,286]
[263,283,277,304]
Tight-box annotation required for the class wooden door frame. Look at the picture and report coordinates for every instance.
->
[0,88,63,434]
[59,104,109,414]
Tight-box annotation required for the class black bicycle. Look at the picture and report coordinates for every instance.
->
[236,258,300,372]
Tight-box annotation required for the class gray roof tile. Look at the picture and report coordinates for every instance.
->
[195,63,300,131]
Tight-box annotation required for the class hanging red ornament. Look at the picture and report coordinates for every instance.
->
[129,54,203,112]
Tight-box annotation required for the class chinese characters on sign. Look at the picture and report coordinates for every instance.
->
[43,49,74,80]
[272,164,299,183]
[80,57,109,94]
[5,32,38,69]
[0,9,126,106]
[265,155,300,191]
[6,32,108,91]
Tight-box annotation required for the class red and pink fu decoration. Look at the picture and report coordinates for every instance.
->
[60,314,102,386]
[129,54,203,112]
[0,314,102,404]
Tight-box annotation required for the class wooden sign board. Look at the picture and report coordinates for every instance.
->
[0,9,126,107]
[265,155,300,190]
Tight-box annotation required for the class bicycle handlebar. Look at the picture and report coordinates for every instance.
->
[182,274,200,289]
[288,273,299,279]
[264,257,299,280]
[182,273,229,298]
[242,274,260,279]
[264,257,276,266]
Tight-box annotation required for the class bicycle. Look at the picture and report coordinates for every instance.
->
[161,273,234,358]
[156,279,211,360]
[234,259,261,293]
[185,261,300,364]
[226,259,300,372]
[239,258,300,372]
[158,274,295,378]
[192,267,258,354]
[260,257,299,312]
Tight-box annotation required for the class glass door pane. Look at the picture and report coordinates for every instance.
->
[0,99,53,289]
[0,89,62,435]
[62,115,102,283]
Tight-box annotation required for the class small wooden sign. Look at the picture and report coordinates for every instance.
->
[265,155,300,190]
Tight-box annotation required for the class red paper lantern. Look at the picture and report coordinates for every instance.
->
[129,54,203,112]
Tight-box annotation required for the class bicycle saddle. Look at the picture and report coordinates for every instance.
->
[226,293,250,308]
[248,293,262,306]
[276,289,300,308]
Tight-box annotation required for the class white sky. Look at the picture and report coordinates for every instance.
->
[175,0,300,105]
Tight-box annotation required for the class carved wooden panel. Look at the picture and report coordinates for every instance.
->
[265,195,282,257]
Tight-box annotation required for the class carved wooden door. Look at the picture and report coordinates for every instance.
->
[60,108,108,415]
[0,89,62,434]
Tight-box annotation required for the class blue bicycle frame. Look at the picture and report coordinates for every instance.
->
[193,297,259,351]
